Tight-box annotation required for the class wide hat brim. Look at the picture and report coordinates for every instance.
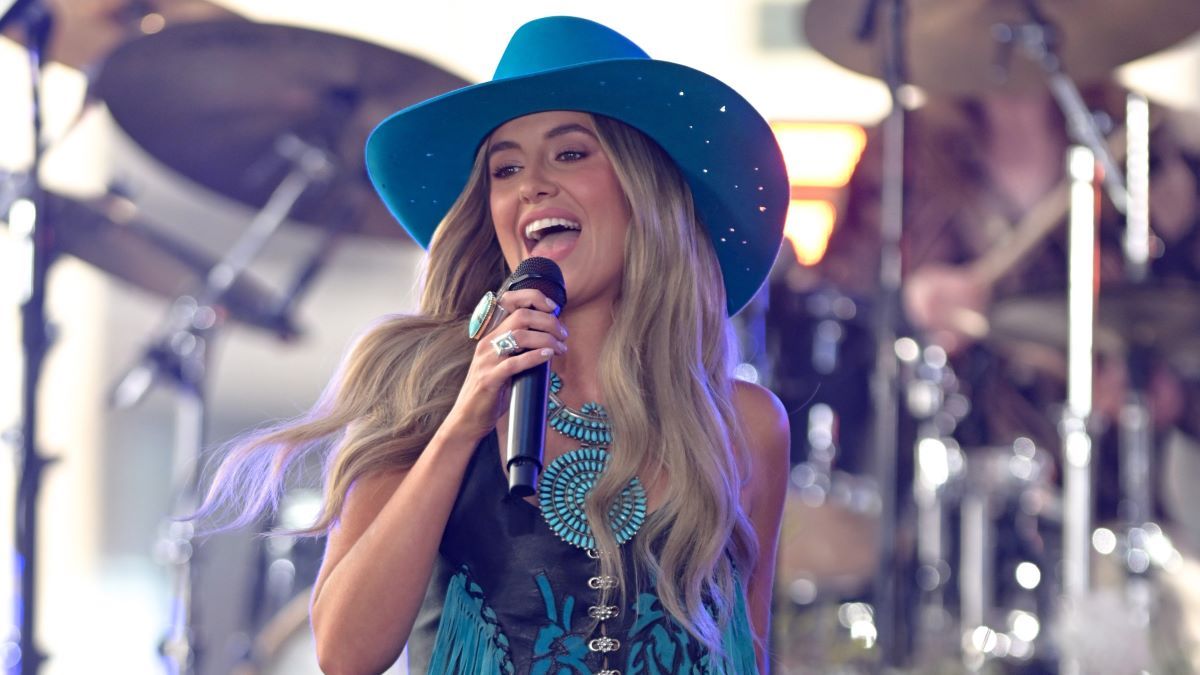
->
[365,24,788,315]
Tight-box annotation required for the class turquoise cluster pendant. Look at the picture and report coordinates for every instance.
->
[538,447,647,550]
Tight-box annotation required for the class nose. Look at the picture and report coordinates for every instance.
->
[518,164,558,203]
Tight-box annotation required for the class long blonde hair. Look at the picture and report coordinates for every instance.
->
[199,113,757,653]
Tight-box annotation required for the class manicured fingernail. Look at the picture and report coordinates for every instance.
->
[540,348,554,356]
[545,298,558,311]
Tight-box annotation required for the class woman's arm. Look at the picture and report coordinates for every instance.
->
[733,380,791,674]
[310,291,568,675]
[309,423,480,675]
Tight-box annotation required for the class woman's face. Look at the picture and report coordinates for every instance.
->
[487,111,632,312]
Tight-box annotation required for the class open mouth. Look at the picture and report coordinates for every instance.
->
[523,217,582,257]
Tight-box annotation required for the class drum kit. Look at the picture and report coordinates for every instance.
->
[2,2,465,674]
[770,0,1200,673]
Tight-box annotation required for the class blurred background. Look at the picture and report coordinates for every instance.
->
[1,1,1198,673]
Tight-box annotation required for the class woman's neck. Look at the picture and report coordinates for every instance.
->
[549,299,615,404]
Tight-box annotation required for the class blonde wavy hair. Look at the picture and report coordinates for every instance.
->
[199,113,758,654]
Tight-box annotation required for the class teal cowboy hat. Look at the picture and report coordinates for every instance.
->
[365,16,788,315]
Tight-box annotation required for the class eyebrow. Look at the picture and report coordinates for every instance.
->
[487,123,599,159]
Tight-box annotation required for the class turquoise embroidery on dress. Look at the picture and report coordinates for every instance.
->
[626,592,696,674]
[623,578,758,675]
[529,572,592,675]
[428,567,515,675]
[716,582,759,675]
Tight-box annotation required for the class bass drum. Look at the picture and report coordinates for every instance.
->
[244,588,409,675]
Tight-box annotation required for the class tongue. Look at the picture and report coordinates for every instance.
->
[530,229,580,258]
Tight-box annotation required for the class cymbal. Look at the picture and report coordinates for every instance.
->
[94,20,470,239]
[989,282,1200,368]
[46,190,300,339]
[1,0,240,71]
[803,0,1200,94]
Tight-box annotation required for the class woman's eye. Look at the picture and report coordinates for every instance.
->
[491,164,520,179]
[557,150,587,162]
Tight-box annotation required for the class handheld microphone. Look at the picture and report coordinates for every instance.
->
[502,257,567,497]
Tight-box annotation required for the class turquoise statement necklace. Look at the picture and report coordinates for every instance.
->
[539,372,645,549]
[537,372,646,669]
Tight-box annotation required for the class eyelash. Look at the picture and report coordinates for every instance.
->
[491,149,589,179]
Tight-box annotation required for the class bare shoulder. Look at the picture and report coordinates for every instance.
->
[731,379,790,463]
[731,380,791,508]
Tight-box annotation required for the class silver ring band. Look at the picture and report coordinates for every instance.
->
[491,330,521,357]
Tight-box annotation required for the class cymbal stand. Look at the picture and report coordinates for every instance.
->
[1003,0,1131,214]
[1001,4,1132,670]
[1118,93,1156,543]
[110,135,333,675]
[3,1,55,672]
[1057,144,1098,675]
[859,0,911,667]
[1115,91,1161,655]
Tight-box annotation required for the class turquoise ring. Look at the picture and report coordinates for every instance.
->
[491,331,521,357]
[468,291,499,341]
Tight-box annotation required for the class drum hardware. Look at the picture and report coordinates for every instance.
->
[92,19,470,240]
[246,489,324,639]
[1,0,241,74]
[3,4,282,669]
[989,283,1200,373]
[234,486,407,675]
[998,1,1129,213]
[838,1,912,664]
[3,1,63,671]
[106,135,333,675]
[82,19,471,673]
[799,0,1200,670]
[40,190,300,333]
[900,340,972,663]
[956,440,1061,671]
[1049,142,1098,675]
[803,0,1200,96]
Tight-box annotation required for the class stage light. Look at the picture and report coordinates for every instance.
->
[772,121,867,187]
[770,121,866,267]
[783,199,835,266]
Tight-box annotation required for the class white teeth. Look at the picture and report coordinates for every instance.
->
[524,217,581,241]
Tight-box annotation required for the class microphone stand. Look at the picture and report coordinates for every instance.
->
[5,2,55,672]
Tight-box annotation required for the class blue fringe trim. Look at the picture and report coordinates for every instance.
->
[712,579,758,674]
[428,567,515,675]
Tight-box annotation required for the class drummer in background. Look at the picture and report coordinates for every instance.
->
[812,81,1200,524]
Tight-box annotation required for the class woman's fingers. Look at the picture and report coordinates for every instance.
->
[497,288,561,315]
[443,289,567,442]
[492,309,568,340]
[485,328,567,358]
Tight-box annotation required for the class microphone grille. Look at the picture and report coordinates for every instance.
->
[506,257,567,309]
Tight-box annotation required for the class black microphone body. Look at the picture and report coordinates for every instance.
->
[502,257,567,497]
[507,363,550,497]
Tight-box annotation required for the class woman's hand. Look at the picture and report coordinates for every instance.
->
[441,289,569,444]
